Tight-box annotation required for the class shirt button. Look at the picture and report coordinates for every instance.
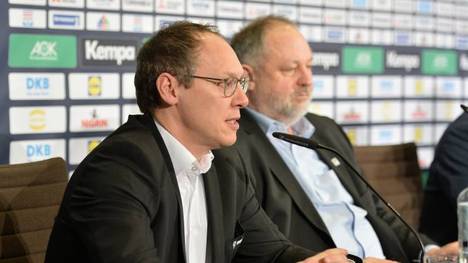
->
[191,166,197,172]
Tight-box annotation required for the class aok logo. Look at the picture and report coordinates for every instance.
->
[9,34,77,68]
[355,52,371,68]
[433,55,449,70]
[342,46,384,74]
[421,50,457,75]
[29,109,47,131]
[26,144,51,158]
[29,41,58,61]
[87,76,102,96]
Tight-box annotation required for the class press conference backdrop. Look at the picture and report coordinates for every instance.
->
[1,0,468,172]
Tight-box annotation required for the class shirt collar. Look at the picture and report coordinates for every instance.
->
[154,119,214,176]
[245,107,315,138]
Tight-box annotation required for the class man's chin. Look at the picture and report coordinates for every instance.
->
[214,136,237,149]
[281,107,309,126]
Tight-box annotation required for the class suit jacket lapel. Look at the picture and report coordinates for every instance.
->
[138,114,187,260]
[203,166,224,263]
[240,110,332,239]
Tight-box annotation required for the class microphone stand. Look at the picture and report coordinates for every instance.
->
[272,132,425,263]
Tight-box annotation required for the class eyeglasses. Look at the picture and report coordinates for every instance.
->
[190,75,249,97]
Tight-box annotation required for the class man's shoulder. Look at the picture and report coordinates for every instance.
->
[104,115,155,146]
[304,112,339,127]
[81,114,163,168]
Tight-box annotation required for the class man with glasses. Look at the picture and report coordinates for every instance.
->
[45,21,349,263]
[229,15,457,263]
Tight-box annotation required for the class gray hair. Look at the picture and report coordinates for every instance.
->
[230,15,297,67]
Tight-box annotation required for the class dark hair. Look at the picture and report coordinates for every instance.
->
[134,21,220,114]
[231,15,296,67]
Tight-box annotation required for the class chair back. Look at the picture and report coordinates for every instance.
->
[354,143,423,228]
[0,158,68,263]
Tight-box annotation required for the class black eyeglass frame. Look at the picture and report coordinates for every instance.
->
[190,75,249,97]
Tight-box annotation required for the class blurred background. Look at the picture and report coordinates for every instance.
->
[1,0,467,178]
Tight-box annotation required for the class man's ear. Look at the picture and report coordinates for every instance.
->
[243,64,256,91]
[155,73,180,106]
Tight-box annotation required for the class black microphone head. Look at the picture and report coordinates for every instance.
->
[271,132,287,140]
[272,132,319,149]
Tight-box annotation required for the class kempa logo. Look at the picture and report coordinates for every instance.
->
[29,41,58,61]
[460,53,468,71]
[83,39,136,66]
[313,52,339,70]
[386,50,420,72]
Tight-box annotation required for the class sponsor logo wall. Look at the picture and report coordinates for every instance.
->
[2,0,468,171]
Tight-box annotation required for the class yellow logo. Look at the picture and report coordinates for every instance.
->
[443,101,455,120]
[346,129,357,145]
[87,139,101,153]
[414,126,423,143]
[382,101,393,121]
[88,76,102,96]
[29,109,46,131]
[415,79,424,95]
[347,79,357,96]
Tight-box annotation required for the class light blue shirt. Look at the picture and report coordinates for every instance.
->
[247,108,385,259]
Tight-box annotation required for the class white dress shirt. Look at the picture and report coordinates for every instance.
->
[155,121,213,263]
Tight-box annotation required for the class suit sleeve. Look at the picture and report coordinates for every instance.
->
[329,119,431,259]
[64,139,162,263]
[431,113,468,205]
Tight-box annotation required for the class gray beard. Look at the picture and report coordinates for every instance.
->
[272,86,311,126]
[276,101,309,126]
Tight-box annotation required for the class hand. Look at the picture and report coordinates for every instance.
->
[363,257,399,263]
[298,248,348,263]
[426,241,458,256]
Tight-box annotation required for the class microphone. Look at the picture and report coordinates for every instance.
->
[462,104,468,113]
[272,132,425,263]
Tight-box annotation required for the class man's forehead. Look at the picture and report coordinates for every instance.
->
[196,34,244,76]
[263,28,312,58]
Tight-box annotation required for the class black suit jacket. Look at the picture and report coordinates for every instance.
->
[420,112,468,244]
[45,114,313,263]
[233,109,427,263]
